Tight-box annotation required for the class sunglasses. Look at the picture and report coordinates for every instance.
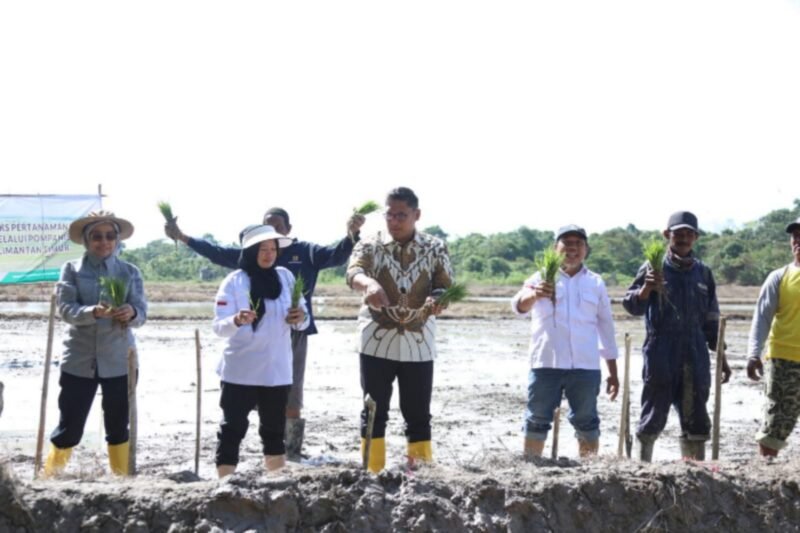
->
[90,232,118,242]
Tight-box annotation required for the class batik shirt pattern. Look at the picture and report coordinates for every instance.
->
[347,231,453,362]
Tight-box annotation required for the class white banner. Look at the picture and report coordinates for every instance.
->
[0,194,102,284]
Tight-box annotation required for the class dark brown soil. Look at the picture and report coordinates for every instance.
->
[2,456,799,532]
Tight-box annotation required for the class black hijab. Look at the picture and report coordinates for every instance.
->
[238,241,282,330]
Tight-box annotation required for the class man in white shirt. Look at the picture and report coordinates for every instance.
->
[512,225,619,458]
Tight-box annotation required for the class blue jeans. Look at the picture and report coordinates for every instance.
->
[525,368,601,442]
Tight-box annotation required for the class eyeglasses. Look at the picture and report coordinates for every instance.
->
[383,211,412,221]
[90,232,118,242]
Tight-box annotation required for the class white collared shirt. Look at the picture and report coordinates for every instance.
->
[213,267,309,386]
[511,266,618,369]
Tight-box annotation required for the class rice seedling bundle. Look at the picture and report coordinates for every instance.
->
[291,275,306,308]
[535,249,564,305]
[353,201,380,216]
[158,201,178,250]
[434,282,468,307]
[99,277,127,308]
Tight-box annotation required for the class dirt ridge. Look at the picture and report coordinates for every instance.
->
[3,457,799,532]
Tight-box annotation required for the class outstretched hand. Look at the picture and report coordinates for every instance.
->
[348,214,366,240]
[164,218,187,243]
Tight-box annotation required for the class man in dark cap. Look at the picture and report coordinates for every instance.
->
[165,208,364,459]
[512,224,619,458]
[623,211,731,462]
[746,216,800,456]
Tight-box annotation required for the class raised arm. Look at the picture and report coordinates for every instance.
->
[309,213,365,269]
[187,237,241,270]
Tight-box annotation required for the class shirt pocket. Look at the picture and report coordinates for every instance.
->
[579,292,599,322]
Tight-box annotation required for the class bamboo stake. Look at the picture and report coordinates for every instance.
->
[34,290,57,479]
[551,402,561,460]
[363,394,377,470]
[194,329,202,476]
[617,333,633,458]
[712,316,727,460]
[127,347,138,475]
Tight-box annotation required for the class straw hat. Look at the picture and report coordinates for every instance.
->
[240,224,293,249]
[68,210,134,244]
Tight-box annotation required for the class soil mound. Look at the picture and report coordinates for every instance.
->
[3,456,799,532]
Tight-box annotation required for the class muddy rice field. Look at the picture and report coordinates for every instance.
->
[2,283,800,532]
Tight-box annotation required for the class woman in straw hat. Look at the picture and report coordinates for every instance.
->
[213,224,309,477]
[44,210,147,477]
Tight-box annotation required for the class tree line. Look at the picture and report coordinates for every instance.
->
[122,200,800,286]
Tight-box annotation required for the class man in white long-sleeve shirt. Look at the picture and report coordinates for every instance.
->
[512,225,619,458]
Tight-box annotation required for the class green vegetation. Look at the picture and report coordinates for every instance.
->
[534,248,564,306]
[291,275,306,308]
[158,201,177,249]
[434,282,469,307]
[121,234,231,281]
[643,238,668,310]
[99,277,127,308]
[248,293,261,313]
[354,201,380,216]
[157,201,175,222]
[121,200,800,287]
[643,239,667,272]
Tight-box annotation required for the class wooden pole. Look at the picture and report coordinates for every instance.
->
[617,333,633,458]
[127,347,138,475]
[712,316,727,460]
[34,290,57,479]
[194,329,202,476]
[363,394,377,470]
[551,402,561,460]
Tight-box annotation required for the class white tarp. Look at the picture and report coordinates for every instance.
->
[0,194,102,284]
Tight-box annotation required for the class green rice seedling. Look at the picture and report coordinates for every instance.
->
[353,201,380,216]
[643,238,668,311]
[291,275,306,308]
[99,277,127,308]
[643,239,666,272]
[534,248,564,307]
[248,293,261,314]
[157,201,174,222]
[434,282,468,307]
[158,201,178,250]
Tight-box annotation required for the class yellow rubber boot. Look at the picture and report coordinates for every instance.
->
[361,437,386,473]
[43,446,72,478]
[407,440,432,465]
[108,442,130,476]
